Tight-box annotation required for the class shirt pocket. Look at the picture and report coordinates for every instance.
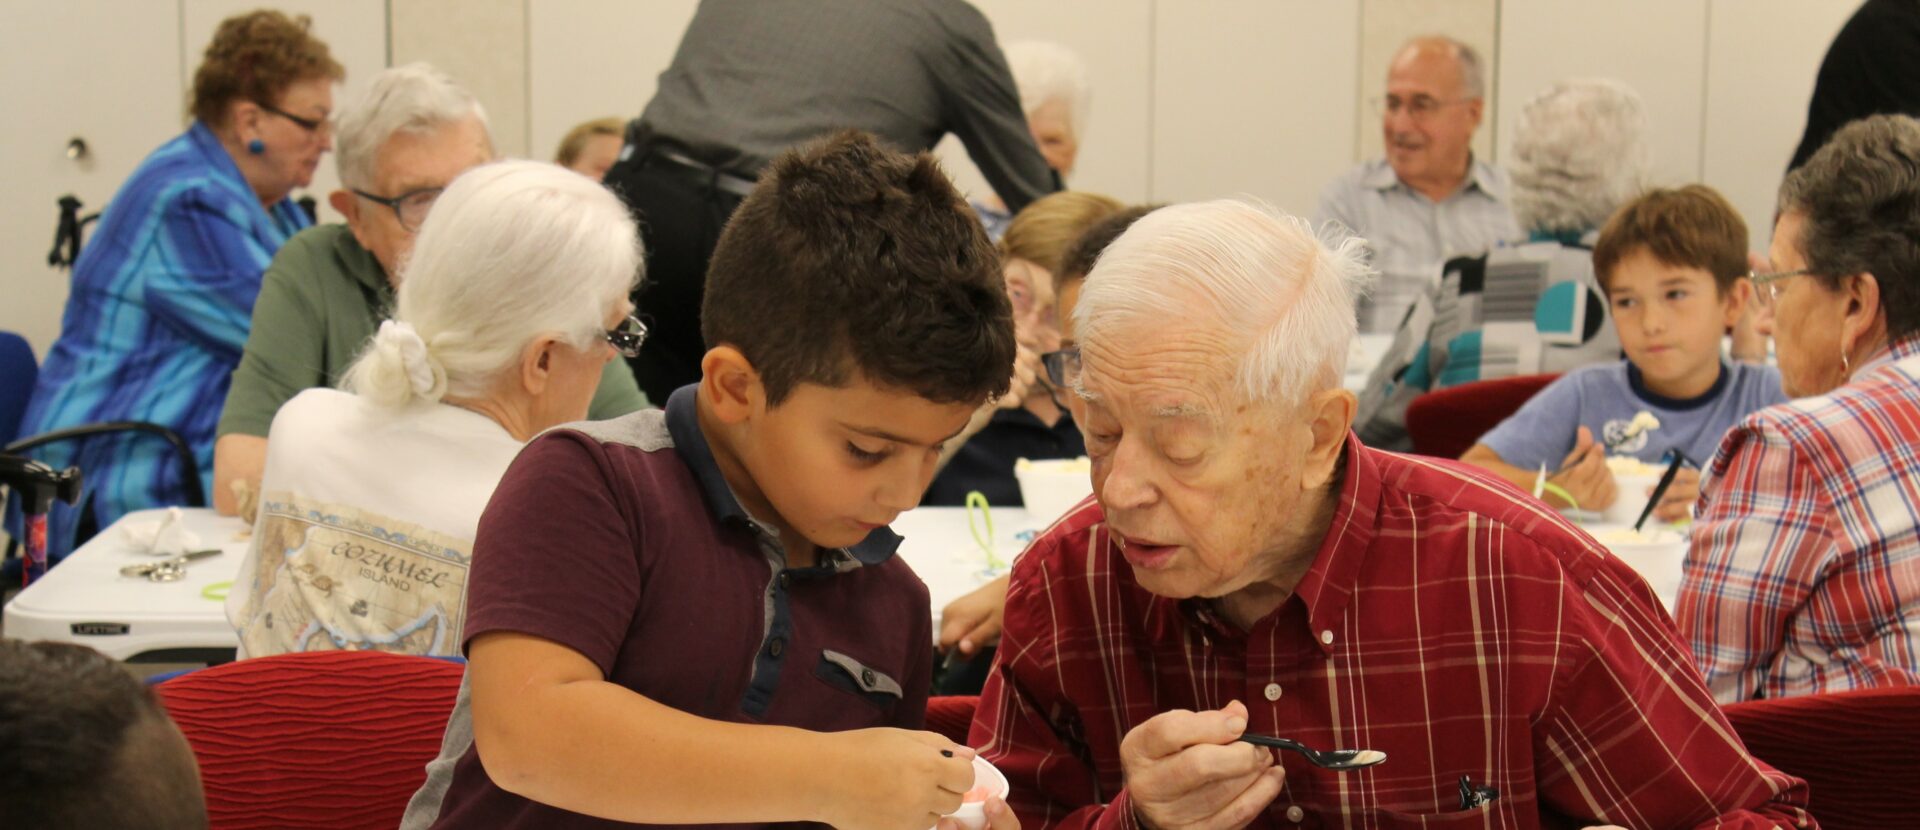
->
[1370,805,1502,829]
[814,648,904,712]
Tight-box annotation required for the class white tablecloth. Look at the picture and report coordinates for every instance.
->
[3,505,1038,661]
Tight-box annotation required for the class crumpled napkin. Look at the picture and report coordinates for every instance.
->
[120,506,202,556]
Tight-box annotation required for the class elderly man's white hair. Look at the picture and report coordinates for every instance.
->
[1074,200,1374,407]
[1004,40,1091,140]
[1508,79,1647,236]
[334,62,492,191]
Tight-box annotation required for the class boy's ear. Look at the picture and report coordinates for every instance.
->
[1722,276,1754,328]
[700,345,763,425]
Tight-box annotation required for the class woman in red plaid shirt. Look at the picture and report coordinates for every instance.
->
[971,199,1811,829]
[1679,114,1920,702]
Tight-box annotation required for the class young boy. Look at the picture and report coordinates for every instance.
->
[1462,185,1785,522]
[401,131,1020,829]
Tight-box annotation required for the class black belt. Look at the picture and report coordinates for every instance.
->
[650,147,758,198]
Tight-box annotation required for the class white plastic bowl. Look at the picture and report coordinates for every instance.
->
[934,754,1010,830]
[1593,526,1687,607]
[1014,457,1093,523]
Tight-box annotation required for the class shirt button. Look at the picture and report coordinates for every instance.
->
[1320,630,1334,645]
[861,668,876,687]
[768,637,785,658]
[1286,805,1304,823]
[1263,683,1283,701]
[776,573,790,590]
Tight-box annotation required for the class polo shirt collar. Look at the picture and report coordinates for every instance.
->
[662,385,902,566]
[334,226,394,301]
[1367,155,1500,200]
[1282,433,1381,657]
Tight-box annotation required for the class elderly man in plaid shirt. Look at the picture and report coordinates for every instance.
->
[970,200,1811,829]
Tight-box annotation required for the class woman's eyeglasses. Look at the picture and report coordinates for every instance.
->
[605,315,648,358]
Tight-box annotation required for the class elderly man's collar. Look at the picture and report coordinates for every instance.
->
[1367,155,1500,198]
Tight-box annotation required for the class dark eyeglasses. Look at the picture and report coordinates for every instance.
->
[351,187,445,233]
[1041,346,1081,389]
[259,101,333,136]
[606,315,648,358]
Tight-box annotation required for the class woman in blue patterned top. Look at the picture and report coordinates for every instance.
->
[15,10,343,558]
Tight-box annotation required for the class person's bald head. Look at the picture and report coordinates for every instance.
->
[1382,36,1485,197]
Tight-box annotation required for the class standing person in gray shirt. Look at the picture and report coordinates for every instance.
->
[607,0,1057,403]
[1317,35,1522,333]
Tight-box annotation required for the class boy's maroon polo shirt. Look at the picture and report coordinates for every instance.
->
[422,386,932,829]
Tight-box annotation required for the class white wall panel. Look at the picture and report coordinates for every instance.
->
[1702,0,1856,246]
[2,2,185,355]
[931,0,1153,204]
[1495,0,1710,189]
[1151,0,1361,216]
[528,0,700,166]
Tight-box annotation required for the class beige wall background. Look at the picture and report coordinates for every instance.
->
[1,0,1864,360]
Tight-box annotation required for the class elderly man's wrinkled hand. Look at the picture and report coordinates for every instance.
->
[1119,701,1285,830]
[1550,427,1617,512]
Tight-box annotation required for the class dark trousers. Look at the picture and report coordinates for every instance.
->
[603,149,749,404]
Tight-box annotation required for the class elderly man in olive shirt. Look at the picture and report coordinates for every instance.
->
[1317,36,1521,333]
[212,64,648,516]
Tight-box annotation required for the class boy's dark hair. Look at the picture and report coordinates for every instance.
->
[701,130,1015,406]
[1780,113,1920,341]
[0,640,207,829]
[1056,205,1159,293]
[1591,185,1748,295]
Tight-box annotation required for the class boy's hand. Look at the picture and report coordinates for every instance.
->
[1119,701,1284,830]
[822,729,975,830]
[1550,427,1617,511]
[1652,468,1701,522]
[938,575,1010,659]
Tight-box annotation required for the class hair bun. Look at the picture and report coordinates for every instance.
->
[375,320,443,397]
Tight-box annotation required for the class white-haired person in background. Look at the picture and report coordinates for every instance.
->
[212,63,652,519]
[970,198,1812,828]
[1354,79,1723,451]
[226,160,643,658]
[973,40,1091,238]
[1317,35,1521,332]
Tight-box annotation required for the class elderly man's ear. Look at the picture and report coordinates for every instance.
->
[1300,388,1357,491]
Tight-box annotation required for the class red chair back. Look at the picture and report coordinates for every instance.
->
[1405,374,1559,459]
[154,651,465,830]
[1721,686,1920,829]
[926,695,979,745]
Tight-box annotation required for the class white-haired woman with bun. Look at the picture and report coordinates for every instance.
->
[226,160,643,658]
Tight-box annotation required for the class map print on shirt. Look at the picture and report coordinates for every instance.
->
[235,492,469,656]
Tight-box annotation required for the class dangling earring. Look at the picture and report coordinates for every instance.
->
[247,138,265,155]
[1842,345,1852,376]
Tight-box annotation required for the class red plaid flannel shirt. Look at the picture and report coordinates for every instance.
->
[1679,337,1920,702]
[972,436,1810,829]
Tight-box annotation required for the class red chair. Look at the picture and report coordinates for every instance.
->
[154,651,465,830]
[1721,686,1920,829]
[1404,374,1559,459]
[926,695,980,745]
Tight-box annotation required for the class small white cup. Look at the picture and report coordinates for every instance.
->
[934,754,1011,830]
[1603,473,1661,525]
[1014,458,1093,523]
